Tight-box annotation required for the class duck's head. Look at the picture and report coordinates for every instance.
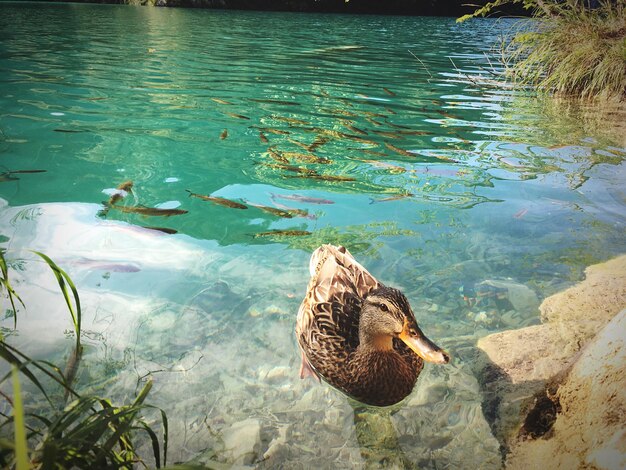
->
[359,285,450,364]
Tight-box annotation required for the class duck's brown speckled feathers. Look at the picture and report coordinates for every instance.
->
[296,244,425,406]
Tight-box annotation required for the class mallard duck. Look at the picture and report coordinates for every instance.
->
[296,244,450,407]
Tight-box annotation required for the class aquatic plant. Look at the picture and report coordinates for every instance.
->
[0,251,25,331]
[1,348,168,469]
[0,251,169,469]
[460,0,626,102]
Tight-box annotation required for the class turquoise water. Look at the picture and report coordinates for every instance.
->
[1,2,625,468]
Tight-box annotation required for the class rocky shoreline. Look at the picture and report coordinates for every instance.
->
[474,255,626,469]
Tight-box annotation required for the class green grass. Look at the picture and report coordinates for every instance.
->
[1,251,169,469]
[460,0,626,102]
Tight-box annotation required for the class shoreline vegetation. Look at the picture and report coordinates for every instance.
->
[459,0,626,104]
[0,251,168,469]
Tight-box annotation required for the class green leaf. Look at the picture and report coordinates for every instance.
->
[0,251,26,329]
[0,344,52,404]
[11,366,29,470]
[32,251,82,349]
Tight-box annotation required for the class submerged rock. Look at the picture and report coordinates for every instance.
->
[474,255,626,462]
[222,418,262,465]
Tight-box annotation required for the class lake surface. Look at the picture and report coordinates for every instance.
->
[1,3,625,468]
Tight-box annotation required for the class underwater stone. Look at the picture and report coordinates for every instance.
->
[222,418,262,465]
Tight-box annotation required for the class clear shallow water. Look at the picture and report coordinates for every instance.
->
[1,3,625,468]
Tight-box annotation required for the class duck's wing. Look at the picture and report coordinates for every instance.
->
[296,245,379,374]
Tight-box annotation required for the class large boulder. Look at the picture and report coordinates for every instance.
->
[474,255,626,452]
[506,309,626,469]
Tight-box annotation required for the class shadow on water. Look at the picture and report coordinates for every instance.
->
[469,346,567,461]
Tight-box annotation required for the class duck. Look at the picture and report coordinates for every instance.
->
[296,244,450,407]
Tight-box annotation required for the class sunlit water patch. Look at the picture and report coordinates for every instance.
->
[1,3,625,468]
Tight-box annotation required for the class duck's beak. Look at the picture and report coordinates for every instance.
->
[398,322,450,364]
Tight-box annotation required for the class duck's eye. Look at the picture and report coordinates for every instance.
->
[409,328,417,336]
[379,303,389,312]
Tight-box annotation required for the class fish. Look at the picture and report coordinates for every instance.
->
[251,126,290,135]
[387,122,412,130]
[270,201,316,219]
[0,174,19,183]
[186,190,248,209]
[117,180,133,193]
[220,129,228,140]
[267,147,290,164]
[288,173,356,183]
[211,98,233,105]
[434,109,457,119]
[259,131,269,143]
[249,98,300,106]
[358,149,388,157]
[341,121,368,135]
[371,130,402,139]
[321,108,359,118]
[362,111,387,118]
[514,208,528,219]
[5,169,47,175]
[261,162,321,176]
[311,45,365,53]
[287,138,312,151]
[0,169,47,183]
[144,226,178,234]
[384,142,416,157]
[341,134,378,146]
[254,230,311,238]
[272,116,309,125]
[113,205,188,217]
[107,180,134,206]
[248,203,294,218]
[370,193,414,203]
[307,136,329,152]
[271,193,334,205]
[312,128,346,140]
[383,87,396,96]
[365,117,384,127]
[396,130,433,136]
[282,152,331,164]
[225,112,250,120]
[53,129,85,133]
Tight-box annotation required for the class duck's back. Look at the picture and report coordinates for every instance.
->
[296,245,379,384]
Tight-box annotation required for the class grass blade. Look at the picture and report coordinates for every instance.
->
[0,344,52,404]
[0,250,26,329]
[11,366,29,470]
[32,251,82,349]
[138,421,161,468]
